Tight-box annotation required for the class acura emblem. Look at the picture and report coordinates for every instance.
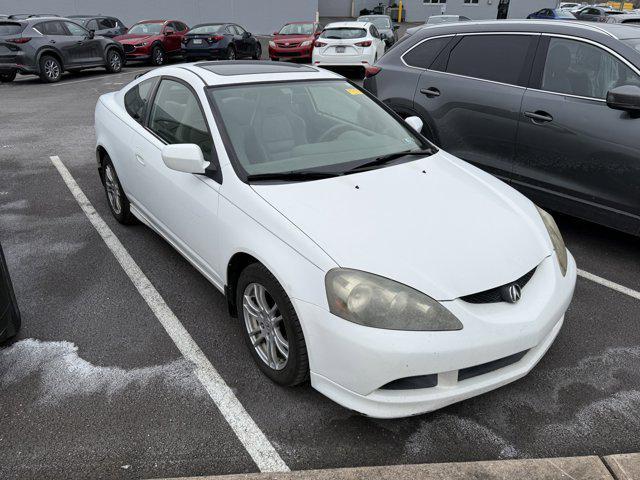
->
[501,283,522,303]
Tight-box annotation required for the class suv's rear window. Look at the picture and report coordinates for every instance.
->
[320,28,366,40]
[0,22,25,35]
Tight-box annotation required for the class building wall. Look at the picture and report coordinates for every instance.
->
[400,0,558,22]
[0,0,319,35]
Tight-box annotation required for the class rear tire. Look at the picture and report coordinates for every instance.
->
[38,55,62,83]
[101,157,136,225]
[105,49,123,73]
[0,70,17,82]
[150,45,165,66]
[236,263,309,386]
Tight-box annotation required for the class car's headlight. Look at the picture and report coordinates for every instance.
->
[536,206,568,276]
[300,40,312,47]
[134,42,148,47]
[325,269,462,331]
[269,41,276,48]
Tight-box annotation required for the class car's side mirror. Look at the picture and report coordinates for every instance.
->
[273,31,279,36]
[165,29,175,36]
[606,85,640,116]
[88,29,95,39]
[393,24,399,30]
[161,144,210,174]
[243,31,251,38]
[404,116,423,133]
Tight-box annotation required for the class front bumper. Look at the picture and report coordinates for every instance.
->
[183,47,227,60]
[269,46,313,60]
[294,252,577,418]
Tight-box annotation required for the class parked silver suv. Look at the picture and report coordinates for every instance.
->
[364,20,640,235]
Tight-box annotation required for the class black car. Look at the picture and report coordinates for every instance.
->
[573,6,623,22]
[0,17,125,82]
[68,15,128,38]
[0,242,20,343]
[182,23,261,61]
[364,21,640,235]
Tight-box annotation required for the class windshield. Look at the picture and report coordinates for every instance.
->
[207,80,426,178]
[189,24,223,34]
[320,27,366,39]
[279,23,314,35]
[128,22,163,35]
[0,22,24,35]
[358,16,391,29]
[426,16,459,24]
[623,38,640,53]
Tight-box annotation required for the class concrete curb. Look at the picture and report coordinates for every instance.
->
[604,454,640,480]
[157,455,620,480]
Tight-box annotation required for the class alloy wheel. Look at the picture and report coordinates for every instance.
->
[228,48,236,60]
[109,52,122,71]
[104,165,122,215]
[44,59,60,81]
[243,282,288,370]
[154,48,164,65]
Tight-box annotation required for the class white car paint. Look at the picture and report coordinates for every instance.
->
[95,63,577,418]
[312,21,386,69]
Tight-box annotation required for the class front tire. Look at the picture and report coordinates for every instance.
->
[102,157,136,224]
[0,70,17,82]
[150,45,165,66]
[252,43,262,60]
[236,263,309,386]
[105,49,123,73]
[226,46,236,60]
[38,55,62,83]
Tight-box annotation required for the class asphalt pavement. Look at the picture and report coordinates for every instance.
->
[1,37,639,480]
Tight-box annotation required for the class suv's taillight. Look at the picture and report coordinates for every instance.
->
[364,65,381,78]
[355,40,372,47]
[6,37,31,44]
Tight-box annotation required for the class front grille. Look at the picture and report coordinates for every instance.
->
[277,42,300,48]
[461,267,536,304]
[123,44,135,53]
[458,350,529,382]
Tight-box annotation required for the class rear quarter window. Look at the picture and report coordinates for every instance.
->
[0,22,25,35]
[124,78,157,124]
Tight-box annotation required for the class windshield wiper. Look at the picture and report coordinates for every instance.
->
[247,171,342,182]
[348,148,437,172]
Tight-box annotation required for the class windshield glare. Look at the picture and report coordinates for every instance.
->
[189,24,223,34]
[359,17,391,28]
[129,22,163,35]
[279,23,314,35]
[320,28,366,39]
[207,81,424,177]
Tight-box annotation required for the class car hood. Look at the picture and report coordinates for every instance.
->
[273,34,314,43]
[251,152,551,301]
[115,34,155,43]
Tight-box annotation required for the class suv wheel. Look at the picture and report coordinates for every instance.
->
[39,55,62,83]
[226,46,236,60]
[252,43,262,60]
[151,46,165,66]
[236,263,309,386]
[102,157,136,224]
[106,49,123,73]
[0,70,17,82]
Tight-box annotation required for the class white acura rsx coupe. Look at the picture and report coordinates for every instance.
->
[95,61,576,418]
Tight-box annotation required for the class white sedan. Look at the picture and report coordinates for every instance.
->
[95,61,576,418]
[312,21,386,72]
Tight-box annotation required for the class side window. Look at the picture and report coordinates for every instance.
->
[64,21,88,36]
[98,18,116,29]
[148,79,214,161]
[177,22,188,32]
[124,78,157,124]
[446,34,536,86]
[86,19,98,31]
[541,37,640,99]
[234,25,246,35]
[165,22,176,32]
[370,25,379,38]
[403,36,453,69]
[40,21,68,36]
[226,25,237,35]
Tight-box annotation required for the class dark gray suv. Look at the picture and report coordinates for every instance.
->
[0,17,124,82]
[364,21,640,235]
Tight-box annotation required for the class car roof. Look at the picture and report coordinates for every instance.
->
[412,19,640,40]
[357,14,391,18]
[325,21,371,29]
[143,61,343,87]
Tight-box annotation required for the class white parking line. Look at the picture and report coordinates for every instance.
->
[578,269,640,301]
[49,155,289,473]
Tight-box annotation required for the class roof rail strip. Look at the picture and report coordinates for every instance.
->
[454,19,617,39]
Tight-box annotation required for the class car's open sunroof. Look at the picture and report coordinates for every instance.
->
[196,61,317,76]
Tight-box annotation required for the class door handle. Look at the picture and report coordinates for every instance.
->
[420,87,441,98]
[135,154,145,166]
[524,111,553,124]
[49,39,56,44]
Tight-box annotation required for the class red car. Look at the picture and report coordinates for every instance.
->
[269,21,323,62]
[115,19,188,65]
